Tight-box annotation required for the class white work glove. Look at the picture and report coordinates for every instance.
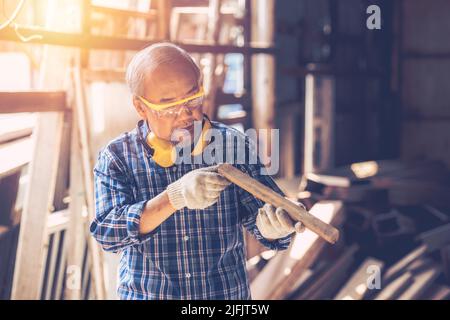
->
[256,200,306,240]
[166,165,231,210]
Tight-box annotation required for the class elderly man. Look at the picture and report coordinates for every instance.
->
[90,43,304,300]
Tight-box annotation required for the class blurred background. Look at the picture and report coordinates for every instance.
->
[0,0,450,300]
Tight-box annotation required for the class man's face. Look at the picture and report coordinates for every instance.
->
[134,63,204,143]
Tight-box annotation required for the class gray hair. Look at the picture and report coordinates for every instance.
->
[125,42,201,97]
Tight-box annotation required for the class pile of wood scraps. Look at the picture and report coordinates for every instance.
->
[249,159,450,300]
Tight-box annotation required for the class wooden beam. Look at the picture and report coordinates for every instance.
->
[250,201,344,299]
[398,264,442,300]
[91,5,157,20]
[218,164,340,243]
[0,114,34,144]
[424,285,450,300]
[11,112,64,299]
[250,0,276,167]
[0,92,67,113]
[267,201,344,299]
[65,116,87,300]
[46,210,70,235]
[298,244,358,300]
[418,224,450,252]
[83,69,126,83]
[0,137,32,179]
[335,257,385,300]
[375,272,414,300]
[440,244,450,284]
[72,66,106,299]
[382,244,427,284]
[155,0,172,40]
[0,25,274,54]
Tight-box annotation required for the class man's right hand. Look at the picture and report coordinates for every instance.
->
[166,165,231,210]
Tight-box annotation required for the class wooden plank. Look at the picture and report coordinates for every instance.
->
[0,114,34,144]
[440,244,450,283]
[424,285,450,300]
[52,112,72,211]
[382,244,427,284]
[303,75,335,173]
[250,201,344,299]
[0,137,32,180]
[423,205,450,223]
[155,0,172,40]
[375,272,414,300]
[335,257,384,300]
[218,164,340,243]
[72,66,106,299]
[65,116,88,300]
[44,232,60,300]
[268,201,342,299]
[418,224,450,252]
[47,210,70,235]
[0,92,67,113]
[203,0,224,119]
[80,0,92,68]
[398,264,442,300]
[250,0,276,169]
[91,5,157,20]
[11,112,64,299]
[81,248,90,300]
[267,201,344,299]
[53,230,67,300]
[0,25,274,54]
[250,249,292,299]
[83,69,125,83]
[298,244,358,300]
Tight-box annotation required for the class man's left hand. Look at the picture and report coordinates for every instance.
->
[256,201,306,240]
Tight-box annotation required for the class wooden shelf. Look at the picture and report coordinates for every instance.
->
[91,5,157,20]
[0,25,274,54]
[0,92,67,114]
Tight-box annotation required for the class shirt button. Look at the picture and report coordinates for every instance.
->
[184,236,189,241]
[185,273,191,278]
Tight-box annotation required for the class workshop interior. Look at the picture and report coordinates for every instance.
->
[1,0,450,301]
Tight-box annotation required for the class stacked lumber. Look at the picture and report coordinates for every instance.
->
[250,159,450,300]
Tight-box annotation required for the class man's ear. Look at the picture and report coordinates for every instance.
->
[132,96,147,119]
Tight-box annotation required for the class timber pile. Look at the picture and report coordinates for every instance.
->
[250,159,450,300]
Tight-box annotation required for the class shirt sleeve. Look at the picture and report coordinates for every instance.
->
[89,148,160,253]
[237,141,292,251]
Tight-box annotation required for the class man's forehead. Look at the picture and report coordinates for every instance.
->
[158,84,199,103]
[144,68,199,102]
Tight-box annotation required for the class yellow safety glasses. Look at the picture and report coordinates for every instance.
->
[139,87,205,118]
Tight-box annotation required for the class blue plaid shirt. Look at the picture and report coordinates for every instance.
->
[90,119,292,300]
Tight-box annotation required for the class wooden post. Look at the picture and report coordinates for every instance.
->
[81,0,91,68]
[64,115,86,300]
[304,73,335,174]
[250,0,276,167]
[11,112,64,299]
[72,66,106,299]
[155,0,172,40]
[203,0,221,119]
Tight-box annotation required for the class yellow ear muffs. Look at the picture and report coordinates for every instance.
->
[146,133,177,168]
[146,117,212,167]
